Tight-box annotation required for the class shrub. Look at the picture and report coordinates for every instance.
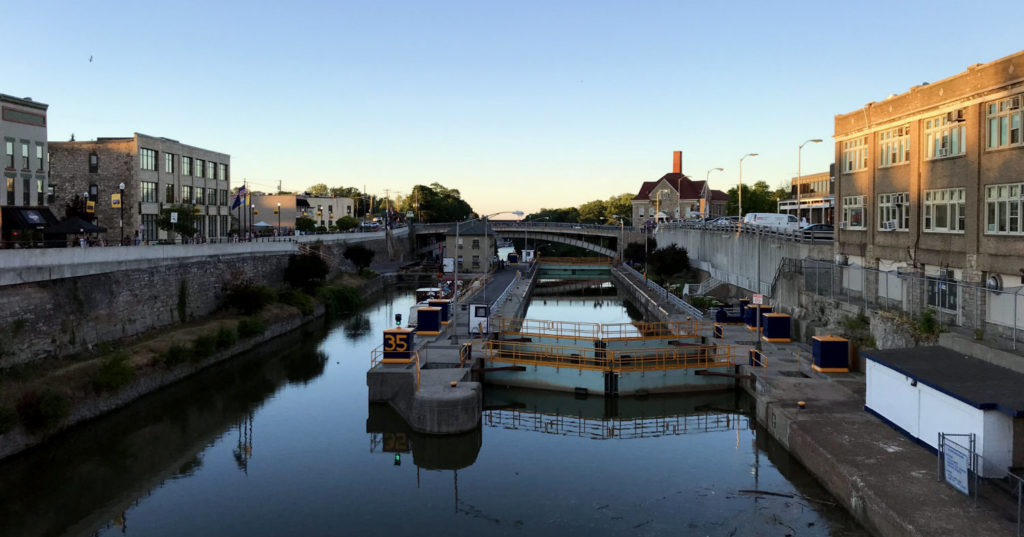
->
[191,333,218,361]
[918,308,941,338]
[344,244,375,270]
[318,286,363,318]
[284,254,329,292]
[91,351,135,393]
[215,326,237,349]
[689,296,721,310]
[279,289,315,316]
[0,405,15,434]
[237,317,266,338]
[16,388,70,432]
[225,283,277,314]
[164,344,190,367]
[358,268,378,279]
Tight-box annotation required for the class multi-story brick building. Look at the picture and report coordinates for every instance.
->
[49,133,231,243]
[632,151,728,225]
[834,49,1024,330]
[1,94,54,243]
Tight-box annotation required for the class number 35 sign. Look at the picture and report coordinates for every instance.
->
[382,328,414,360]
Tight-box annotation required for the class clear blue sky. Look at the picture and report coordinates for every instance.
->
[7,0,1022,216]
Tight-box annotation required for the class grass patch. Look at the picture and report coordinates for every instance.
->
[191,333,218,362]
[91,351,135,393]
[237,317,266,338]
[16,388,70,433]
[279,289,315,316]
[163,344,190,367]
[215,326,237,350]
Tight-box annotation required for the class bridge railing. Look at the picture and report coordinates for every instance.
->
[484,340,607,371]
[657,220,832,243]
[608,344,738,373]
[536,257,614,265]
[619,264,706,319]
[489,269,522,311]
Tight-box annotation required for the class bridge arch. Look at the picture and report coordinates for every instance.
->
[494,229,615,257]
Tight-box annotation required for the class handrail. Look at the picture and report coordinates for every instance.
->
[370,346,422,390]
[489,270,521,311]
[536,257,614,265]
[494,318,602,340]
[619,264,706,319]
[600,320,707,340]
[484,340,740,373]
[483,408,746,439]
[485,340,607,371]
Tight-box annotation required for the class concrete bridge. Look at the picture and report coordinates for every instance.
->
[412,221,641,257]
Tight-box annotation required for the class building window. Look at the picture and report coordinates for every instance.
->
[4,141,12,169]
[877,125,910,167]
[89,152,99,173]
[927,272,958,312]
[207,161,215,179]
[181,185,192,204]
[195,187,205,206]
[21,142,29,170]
[841,195,865,229]
[165,153,175,173]
[877,193,909,231]
[218,163,227,181]
[985,183,1024,235]
[182,156,192,176]
[472,255,480,268]
[209,215,218,238]
[36,178,43,205]
[987,95,1022,149]
[220,189,228,206]
[5,176,13,204]
[842,136,868,173]
[165,183,175,203]
[140,148,157,170]
[47,183,55,204]
[22,177,29,205]
[195,159,204,178]
[221,215,229,236]
[141,182,158,203]
[925,112,966,159]
[35,144,44,172]
[923,188,966,233]
[141,214,158,242]
[471,238,480,249]
[208,188,216,205]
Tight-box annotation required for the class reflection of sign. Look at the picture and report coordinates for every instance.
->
[752,294,764,305]
[382,432,409,452]
[111,193,121,208]
[86,200,96,213]
[944,439,971,495]
[170,212,178,223]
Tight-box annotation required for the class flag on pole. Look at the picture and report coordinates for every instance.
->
[231,184,247,209]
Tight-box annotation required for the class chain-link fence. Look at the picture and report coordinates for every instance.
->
[795,258,1024,348]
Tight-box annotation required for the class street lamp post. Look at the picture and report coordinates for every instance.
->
[276,202,281,235]
[118,182,125,244]
[524,215,549,255]
[738,153,758,219]
[798,139,823,224]
[705,168,723,218]
[612,214,627,262]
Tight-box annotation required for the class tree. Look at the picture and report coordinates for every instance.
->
[284,253,329,292]
[526,207,580,223]
[295,217,317,232]
[307,183,330,197]
[344,244,376,270]
[603,193,633,222]
[647,245,690,279]
[725,180,778,216]
[578,200,607,224]
[335,215,359,231]
[157,204,199,240]
[623,237,656,264]
[331,186,362,199]
[398,183,474,222]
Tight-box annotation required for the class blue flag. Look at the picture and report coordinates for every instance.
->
[231,185,247,209]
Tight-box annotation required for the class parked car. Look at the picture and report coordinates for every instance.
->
[800,223,834,240]
[742,213,799,231]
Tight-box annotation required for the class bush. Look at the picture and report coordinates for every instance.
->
[344,244,376,270]
[191,333,218,361]
[91,352,135,393]
[318,286,363,318]
[16,388,70,432]
[238,317,266,338]
[164,344,190,367]
[284,254,329,292]
[0,405,15,434]
[359,268,378,279]
[225,283,277,314]
[918,308,941,337]
[279,289,315,316]
[215,326,237,349]
[689,296,721,309]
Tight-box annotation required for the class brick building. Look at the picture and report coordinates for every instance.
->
[1,94,54,244]
[834,49,1024,330]
[632,151,728,226]
[49,133,231,243]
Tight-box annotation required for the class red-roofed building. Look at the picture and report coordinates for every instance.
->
[631,152,728,225]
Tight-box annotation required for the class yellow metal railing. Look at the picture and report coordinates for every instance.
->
[484,340,741,373]
[600,320,709,340]
[370,346,422,390]
[749,349,768,369]
[483,409,749,439]
[494,318,602,340]
[532,256,610,264]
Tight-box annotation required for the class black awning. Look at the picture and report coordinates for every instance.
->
[296,199,311,208]
[1,206,60,231]
[43,215,107,234]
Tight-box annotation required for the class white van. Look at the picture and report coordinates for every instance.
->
[742,213,799,231]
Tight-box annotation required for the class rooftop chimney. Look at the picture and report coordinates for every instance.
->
[672,151,682,174]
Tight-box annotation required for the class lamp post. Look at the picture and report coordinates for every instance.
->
[276,202,281,235]
[118,182,125,244]
[798,139,823,224]
[250,203,255,239]
[523,215,549,255]
[705,168,723,218]
[738,153,758,219]
[612,214,627,262]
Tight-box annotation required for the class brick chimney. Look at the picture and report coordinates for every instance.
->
[672,151,682,174]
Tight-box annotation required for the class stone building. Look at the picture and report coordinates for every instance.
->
[49,133,231,243]
[631,151,728,226]
[834,48,1024,331]
[1,94,53,242]
[444,220,496,274]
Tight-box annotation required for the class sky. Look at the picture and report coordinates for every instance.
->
[6,0,1023,216]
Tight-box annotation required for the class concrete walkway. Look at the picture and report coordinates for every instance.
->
[711,323,1018,537]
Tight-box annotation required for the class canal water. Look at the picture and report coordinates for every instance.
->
[0,291,867,537]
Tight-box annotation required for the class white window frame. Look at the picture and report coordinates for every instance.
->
[877,125,910,168]
[987,95,1023,150]
[842,195,866,230]
[877,192,910,231]
[923,188,965,233]
[924,112,966,159]
[985,183,1024,235]
[842,136,868,174]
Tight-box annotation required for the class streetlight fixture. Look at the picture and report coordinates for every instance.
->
[798,139,823,224]
[118,182,125,244]
[738,153,758,219]
[276,202,282,235]
[705,168,723,218]
[612,214,628,262]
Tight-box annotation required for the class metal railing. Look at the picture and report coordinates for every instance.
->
[657,220,833,243]
[683,276,724,296]
[620,263,706,319]
[483,408,748,440]
[484,340,606,371]
[536,256,614,265]
[489,270,521,311]
[493,318,602,340]
[600,320,707,340]
[484,340,740,373]
[370,346,422,390]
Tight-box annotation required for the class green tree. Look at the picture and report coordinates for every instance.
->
[344,244,376,270]
[335,215,359,231]
[157,204,199,240]
[526,207,580,223]
[647,245,690,279]
[725,180,778,216]
[307,183,330,197]
[578,200,607,224]
[623,237,656,264]
[603,193,633,222]
[295,217,317,232]
[284,253,329,292]
[398,183,474,222]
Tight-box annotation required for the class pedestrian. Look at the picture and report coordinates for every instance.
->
[800,216,809,228]
[133,230,140,246]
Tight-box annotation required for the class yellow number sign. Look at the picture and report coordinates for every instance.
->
[384,333,408,352]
